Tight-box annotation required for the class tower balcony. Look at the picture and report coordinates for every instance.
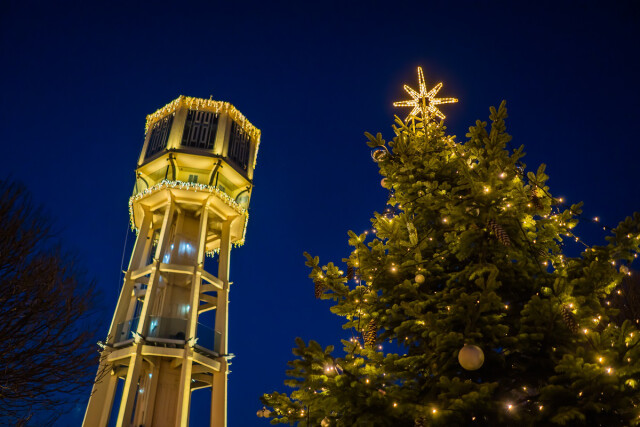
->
[129,181,247,253]
[114,316,222,358]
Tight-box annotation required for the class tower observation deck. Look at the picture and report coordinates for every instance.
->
[83,96,260,427]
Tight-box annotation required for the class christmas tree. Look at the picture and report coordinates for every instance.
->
[260,68,640,426]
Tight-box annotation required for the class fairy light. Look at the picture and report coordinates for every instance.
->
[145,95,260,139]
[393,66,458,122]
[393,402,398,408]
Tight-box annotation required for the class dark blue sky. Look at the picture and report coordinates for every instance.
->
[2,1,640,425]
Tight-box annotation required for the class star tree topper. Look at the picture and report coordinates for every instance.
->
[393,66,458,122]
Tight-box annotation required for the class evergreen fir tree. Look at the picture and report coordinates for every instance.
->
[261,100,640,426]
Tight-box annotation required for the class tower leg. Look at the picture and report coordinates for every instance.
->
[142,363,160,427]
[211,360,228,427]
[175,350,194,427]
[83,364,118,427]
[116,203,173,426]
[116,346,144,426]
[176,204,209,427]
[211,218,232,427]
[83,209,153,427]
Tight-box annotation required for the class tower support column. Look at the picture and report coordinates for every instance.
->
[211,218,232,427]
[175,203,210,426]
[117,201,175,426]
[83,207,153,427]
[115,344,144,426]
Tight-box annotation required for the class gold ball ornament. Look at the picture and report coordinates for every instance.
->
[321,417,330,427]
[381,178,389,188]
[458,344,484,371]
[415,273,425,284]
[256,407,271,418]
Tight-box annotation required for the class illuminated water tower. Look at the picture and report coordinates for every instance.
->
[83,96,260,427]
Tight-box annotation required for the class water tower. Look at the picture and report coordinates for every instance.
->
[83,96,260,426]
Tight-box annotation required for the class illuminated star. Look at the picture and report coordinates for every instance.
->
[393,67,458,122]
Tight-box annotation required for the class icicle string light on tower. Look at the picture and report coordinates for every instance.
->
[393,66,458,123]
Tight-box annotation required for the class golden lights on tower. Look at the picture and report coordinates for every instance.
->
[393,66,458,122]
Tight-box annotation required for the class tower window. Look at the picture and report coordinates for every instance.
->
[181,110,218,150]
[187,174,198,183]
[228,121,251,171]
[145,115,174,159]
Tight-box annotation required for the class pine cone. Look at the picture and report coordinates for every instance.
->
[347,266,355,281]
[530,189,544,211]
[536,247,548,260]
[487,219,511,246]
[363,319,378,348]
[314,280,325,299]
[560,305,578,333]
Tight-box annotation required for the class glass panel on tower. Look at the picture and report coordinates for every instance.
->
[145,114,173,159]
[181,109,218,150]
[228,121,251,171]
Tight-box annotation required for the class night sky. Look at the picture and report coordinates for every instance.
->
[2,1,640,425]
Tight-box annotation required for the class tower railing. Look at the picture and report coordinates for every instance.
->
[114,316,222,356]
